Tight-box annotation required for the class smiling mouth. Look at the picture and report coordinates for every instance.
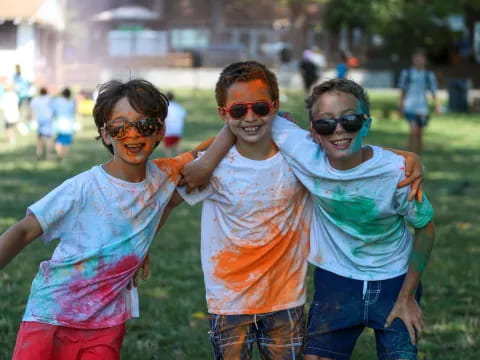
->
[124,143,146,153]
[331,138,352,148]
[242,125,262,134]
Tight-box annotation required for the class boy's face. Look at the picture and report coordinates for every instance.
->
[218,79,278,147]
[412,53,426,68]
[101,97,164,166]
[310,90,370,168]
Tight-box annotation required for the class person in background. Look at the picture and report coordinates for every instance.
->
[398,48,441,154]
[53,88,76,162]
[163,92,187,157]
[1,82,20,145]
[30,87,54,160]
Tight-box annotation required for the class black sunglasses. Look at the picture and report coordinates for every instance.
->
[224,101,274,119]
[104,117,163,139]
[311,114,367,135]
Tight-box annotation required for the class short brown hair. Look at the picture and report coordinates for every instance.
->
[93,79,169,154]
[305,78,370,121]
[215,61,279,107]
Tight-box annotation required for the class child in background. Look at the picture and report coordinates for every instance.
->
[30,87,54,160]
[271,78,435,360]
[0,79,196,360]
[53,87,76,162]
[1,82,20,145]
[398,48,441,154]
[163,91,187,156]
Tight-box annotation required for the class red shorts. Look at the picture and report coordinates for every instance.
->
[163,136,181,148]
[12,321,126,360]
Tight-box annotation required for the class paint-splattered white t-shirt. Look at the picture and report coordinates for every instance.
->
[23,153,193,329]
[272,116,434,280]
[178,146,312,315]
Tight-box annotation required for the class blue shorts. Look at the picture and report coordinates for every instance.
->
[209,306,305,360]
[405,113,429,128]
[56,133,73,146]
[305,267,422,360]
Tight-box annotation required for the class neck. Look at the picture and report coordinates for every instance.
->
[235,138,278,160]
[103,158,147,182]
[329,146,372,170]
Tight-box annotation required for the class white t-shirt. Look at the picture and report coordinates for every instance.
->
[398,68,438,116]
[165,101,186,137]
[1,91,19,124]
[272,116,434,281]
[24,153,193,329]
[178,146,312,315]
[30,95,54,121]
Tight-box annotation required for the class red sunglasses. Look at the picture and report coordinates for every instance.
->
[223,101,275,119]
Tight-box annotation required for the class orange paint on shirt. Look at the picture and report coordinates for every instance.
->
[210,190,311,314]
[152,152,193,184]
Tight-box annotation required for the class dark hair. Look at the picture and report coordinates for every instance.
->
[62,88,71,99]
[40,87,48,95]
[93,79,169,154]
[215,61,279,107]
[305,78,370,121]
[166,91,174,101]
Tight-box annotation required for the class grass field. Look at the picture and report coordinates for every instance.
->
[0,89,479,359]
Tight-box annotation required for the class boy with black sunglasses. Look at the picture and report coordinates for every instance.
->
[172,62,424,360]
[0,79,206,360]
[270,78,435,360]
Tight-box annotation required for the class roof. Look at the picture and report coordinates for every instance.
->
[92,6,161,22]
[0,0,64,30]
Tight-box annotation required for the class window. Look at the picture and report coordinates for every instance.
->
[0,21,17,50]
[170,29,209,50]
[108,29,168,57]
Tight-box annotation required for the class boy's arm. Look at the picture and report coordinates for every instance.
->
[182,126,235,193]
[385,221,435,345]
[131,191,185,288]
[384,148,423,202]
[0,214,43,269]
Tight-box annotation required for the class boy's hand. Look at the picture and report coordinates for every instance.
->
[392,149,424,202]
[385,295,424,345]
[129,253,150,289]
[180,159,213,193]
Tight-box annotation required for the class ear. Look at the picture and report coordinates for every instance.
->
[217,106,228,123]
[360,116,371,138]
[101,126,112,145]
[309,123,321,145]
[272,100,280,113]
[156,123,166,142]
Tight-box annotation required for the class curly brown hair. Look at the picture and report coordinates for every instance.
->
[215,61,279,107]
[305,78,370,121]
[93,79,169,154]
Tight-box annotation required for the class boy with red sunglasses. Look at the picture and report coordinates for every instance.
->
[171,62,423,359]
[270,78,435,360]
[0,79,208,360]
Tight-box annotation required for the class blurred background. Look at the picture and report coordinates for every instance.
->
[0,0,479,100]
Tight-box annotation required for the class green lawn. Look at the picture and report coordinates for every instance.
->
[0,90,479,359]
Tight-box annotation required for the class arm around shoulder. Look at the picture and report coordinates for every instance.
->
[0,214,43,269]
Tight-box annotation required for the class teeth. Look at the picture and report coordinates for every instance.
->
[332,139,351,145]
[243,126,260,133]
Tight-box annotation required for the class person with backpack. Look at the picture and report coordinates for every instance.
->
[398,48,441,154]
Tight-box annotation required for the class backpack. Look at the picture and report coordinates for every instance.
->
[403,68,433,91]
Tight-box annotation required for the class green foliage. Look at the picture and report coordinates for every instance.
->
[0,90,479,359]
[324,0,469,57]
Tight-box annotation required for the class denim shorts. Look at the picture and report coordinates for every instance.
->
[405,112,429,128]
[209,306,305,360]
[305,267,422,360]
